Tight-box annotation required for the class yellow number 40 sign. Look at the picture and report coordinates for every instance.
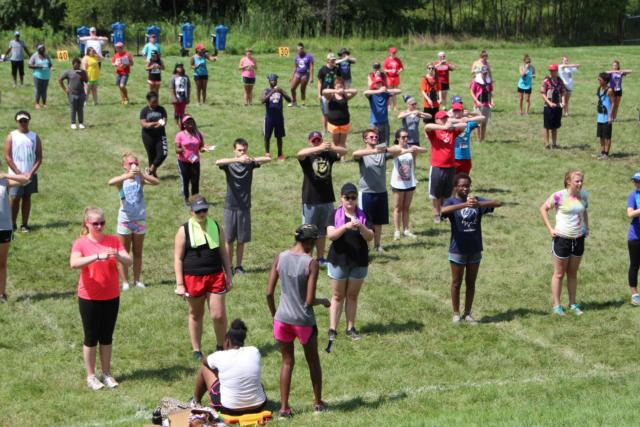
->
[277,47,289,57]
[56,50,69,61]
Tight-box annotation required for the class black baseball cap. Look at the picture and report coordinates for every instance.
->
[190,197,209,212]
[340,182,358,196]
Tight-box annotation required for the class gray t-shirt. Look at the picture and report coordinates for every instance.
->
[60,69,87,95]
[0,179,11,231]
[8,40,26,61]
[274,250,316,326]
[358,152,391,193]
[402,114,421,146]
[117,176,146,222]
[220,161,260,210]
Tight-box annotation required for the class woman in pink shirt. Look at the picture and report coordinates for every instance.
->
[238,48,257,106]
[70,207,132,391]
[175,115,211,205]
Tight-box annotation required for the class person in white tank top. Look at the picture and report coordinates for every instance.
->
[3,111,42,232]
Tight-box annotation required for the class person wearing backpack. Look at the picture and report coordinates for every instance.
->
[540,64,567,149]
[595,72,614,160]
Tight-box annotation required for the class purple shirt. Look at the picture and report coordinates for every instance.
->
[609,72,624,91]
[294,53,314,75]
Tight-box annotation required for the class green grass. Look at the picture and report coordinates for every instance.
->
[0,45,639,426]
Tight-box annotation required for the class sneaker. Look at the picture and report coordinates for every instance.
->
[463,314,478,325]
[71,124,77,130]
[569,303,583,316]
[314,402,327,413]
[122,282,130,291]
[0,293,7,303]
[193,350,203,361]
[452,314,461,323]
[287,102,296,107]
[328,328,337,341]
[553,305,566,316]
[277,155,285,161]
[433,215,442,224]
[631,294,640,306]
[78,124,86,130]
[345,327,361,341]
[374,245,385,254]
[102,374,119,389]
[278,408,293,419]
[234,266,245,275]
[87,375,105,391]
[135,281,146,289]
[393,230,401,240]
[317,257,328,267]
[20,225,30,233]
[403,230,417,238]
[597,153,609,160]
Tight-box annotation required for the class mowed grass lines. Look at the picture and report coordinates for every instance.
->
[0,45,639,426]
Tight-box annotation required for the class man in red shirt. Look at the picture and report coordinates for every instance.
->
[383,47,404,112]
[434,51,455,108]
[424,111,467,223]
[111,42,134,105]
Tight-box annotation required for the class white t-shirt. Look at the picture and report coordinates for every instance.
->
[85,39,104,58]
[390,152,417,190]
[206,346,266,409]
[9,130,37,175]
[559,66,577,91]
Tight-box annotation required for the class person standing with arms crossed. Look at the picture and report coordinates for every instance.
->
[420,64,441,124]
[289,43,314,107]
[4,111,42,232]
[434,51,455,108]
[383,47,404,112]
[261,74,291,160]
[558,56,579,117]
[540,64,567,149]
[517,54,536,115]
[469,66,493,143]
[5,31,30,87]
[78,27,108,61]
[317,53,342,134]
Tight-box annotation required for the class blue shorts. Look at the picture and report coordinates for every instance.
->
[448,251,482,265]
[9,173,37,197]
[264,116,285,139]
[327,263,368,280]
[115,74,129,86]
[360,192,389,225]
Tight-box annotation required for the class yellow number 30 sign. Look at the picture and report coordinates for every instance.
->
[277,47,289,57]
[56,50,69,61]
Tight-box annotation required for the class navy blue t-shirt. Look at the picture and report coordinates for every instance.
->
[443,196,494,254]
[368,92,391,124]
[264,88,284,121]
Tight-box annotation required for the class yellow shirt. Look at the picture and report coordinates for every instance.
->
[85,55,100,82]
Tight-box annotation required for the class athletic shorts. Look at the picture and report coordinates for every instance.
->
[320,97,329,115]
[597,122,612,139]
[328,122,350,134]
[194,75,208,81]
[361,191,389,225]
[449,251,482,265]
[372,122,390,146]
[517,87,532,94]
[552,235,585,259]
[327,263,368,280]
[115,74,129,86]
[264,116,285,139]
[184,271,226,297]
[208,379,267,416]
[543,106,562,130]
[429,166,455,200]
[293,72,309,82]
[224,208,251,244]
[0,230,13,243]
[386,75,400,87]
[391,186,415,193]
[9,173,38,197]
[455,159,472,174]
[476,105,491,121]
[242,76,255,85]
[147,74,161,82]
[273,320,317,345]
[440,82,450,91]
[87,80,99,86]
[301,203,333,236]
[117,219,147,235]
[423,107,438,124]
[614,89,623,97]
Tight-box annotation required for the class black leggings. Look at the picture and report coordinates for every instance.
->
[629,240,640,287]
[11,60,24,79]
[142,133,168,169]
[79,297,120,347]
[264,137,283,157]
[177,160,200,199]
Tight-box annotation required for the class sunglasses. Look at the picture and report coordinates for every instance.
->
[367,135,379,140]
[90,221,106,226]
[342,195,357,201]
[194,209,208,214]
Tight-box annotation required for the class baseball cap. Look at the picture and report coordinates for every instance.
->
[548,64,559,71]
[326,52,337,61]
[15,112,30,122]
[196,43,204,50]
[435,110,449,120]
[14,31,20,36]
[451,103,464,111]
[340,182,358,196]
[389,47,397,54]
[451,95,463,104]
[36,44,44,51]
[295,224,320,241]
[181,115,194,125]
[438,51,445,56]
[190,197,209,212]
[115,41,124,47]
[90,27,97,32]
[308,131,323,143]
[632,172,640,182]
[267,73,278,82]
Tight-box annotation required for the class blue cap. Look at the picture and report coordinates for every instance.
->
[632,172,640,182]
[451,95,463,104]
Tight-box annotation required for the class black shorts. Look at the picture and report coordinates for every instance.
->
[543,106,562,130]
[597,122,612,139]
[194,75,208,81]
[148,74,161,82]
[440,82,450,91]
[361,192,389,225]
[429,166,455,200]
[423,107,438,124]
[391,186,416,193]
[614,89,623,97]
[552,235,585,259]
[0,230,13,243]
[209,379,267,416]
[242,76,255,85]
[517,87,532,94]
[11,60,24,77]
[264,116,285,139]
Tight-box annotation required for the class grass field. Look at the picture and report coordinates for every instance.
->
[1,44,639,426]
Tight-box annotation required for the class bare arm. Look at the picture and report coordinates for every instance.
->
[107,171,134,186]
[265,255,279,317]
[352,146,384,160]
[174,227,186,295]
[539,201,556,237]
[627,207,640,218]
[4,135,19,174]
[217,226,233,291]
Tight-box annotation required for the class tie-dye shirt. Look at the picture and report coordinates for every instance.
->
[545,189,588,238]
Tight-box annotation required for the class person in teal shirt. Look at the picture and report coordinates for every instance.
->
[517,54,535,115]
[141,34,162,60]
[28,44,53,109]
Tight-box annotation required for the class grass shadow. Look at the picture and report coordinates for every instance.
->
[556,144,590,150]
[118,365,195,382]
[609,152,636,159]
[487,139,519,144]
[16,290,76,302]
[159,173,181,181]
[372,253,401,264]
[30,220,75,230]
[360,320,424,335]
[415,228,448,237]
[257,341,280,357]
[474,187,510,194]
[329,391,407,413]
[580,299,625,311]
[383,241,432,251]
[480,307,548,323]
[245,266,270,274]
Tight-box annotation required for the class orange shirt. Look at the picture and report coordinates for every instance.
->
[420,76,440,109]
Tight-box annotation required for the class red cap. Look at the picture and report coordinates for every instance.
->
[435,111,449,120]
[195,43,205,51]
[451,103,464,111]
[369,77,384,89]
[548,64,559,71]
[389,47,397,54]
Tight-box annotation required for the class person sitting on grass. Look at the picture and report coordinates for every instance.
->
[266,224,330,418]
[191,319,268,415]
[441,173,502,325]
[216,138,271,275]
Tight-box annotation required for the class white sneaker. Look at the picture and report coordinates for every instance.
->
[87,375,105,390]
[403,230,417,238]
[452,314,461,323]
[463,314,478,325]
[78,124,86,129]
[102,374,119,388]
[393,231,401,240]
[135,281,146,289]
[375,245,385,254]
[70,124,77,130]
[122,282,130,291]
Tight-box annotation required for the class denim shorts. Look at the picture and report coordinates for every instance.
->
[327,263,368,280]
[448,251,482,265]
